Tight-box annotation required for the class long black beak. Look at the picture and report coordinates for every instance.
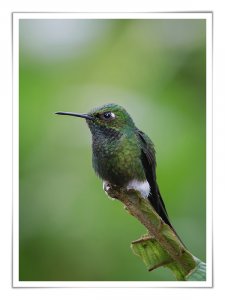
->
[55,111,94,120]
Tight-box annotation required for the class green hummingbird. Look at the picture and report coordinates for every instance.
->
[55,103,175,231]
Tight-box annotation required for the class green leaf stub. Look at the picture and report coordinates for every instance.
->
[131,236,206,281]
[131,236,172,272]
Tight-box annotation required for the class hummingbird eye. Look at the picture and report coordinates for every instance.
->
[102,112,116,120]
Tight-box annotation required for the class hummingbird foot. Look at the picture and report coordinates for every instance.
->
[103,181,118,200]
[103,180,150,200]
[103,181,111,192]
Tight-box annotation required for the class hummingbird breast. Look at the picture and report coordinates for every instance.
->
[91,129,146,186]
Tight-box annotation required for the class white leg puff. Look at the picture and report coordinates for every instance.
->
[126,180,150,199]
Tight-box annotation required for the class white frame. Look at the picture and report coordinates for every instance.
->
[13,12,213,288]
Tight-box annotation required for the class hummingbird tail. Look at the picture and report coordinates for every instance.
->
[148,189,185,247]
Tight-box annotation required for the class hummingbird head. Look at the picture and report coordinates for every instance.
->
[55,103,136,136]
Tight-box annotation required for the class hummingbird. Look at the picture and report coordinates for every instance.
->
[55,103,175,232]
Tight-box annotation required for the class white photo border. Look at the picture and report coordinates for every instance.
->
[13,12,213,288]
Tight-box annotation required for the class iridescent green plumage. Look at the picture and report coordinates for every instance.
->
[87,104,146,185]
[55,103,173,230]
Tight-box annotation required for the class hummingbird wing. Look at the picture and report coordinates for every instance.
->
[136,129,173,228]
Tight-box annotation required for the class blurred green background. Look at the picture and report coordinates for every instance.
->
[19,19,206,281]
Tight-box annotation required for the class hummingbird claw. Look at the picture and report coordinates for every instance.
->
[103,181,117,200]
[103,181,111,192]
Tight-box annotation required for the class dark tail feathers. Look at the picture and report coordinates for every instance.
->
[148,188,185,246]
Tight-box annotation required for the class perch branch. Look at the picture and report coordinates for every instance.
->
[106,185,205,281]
